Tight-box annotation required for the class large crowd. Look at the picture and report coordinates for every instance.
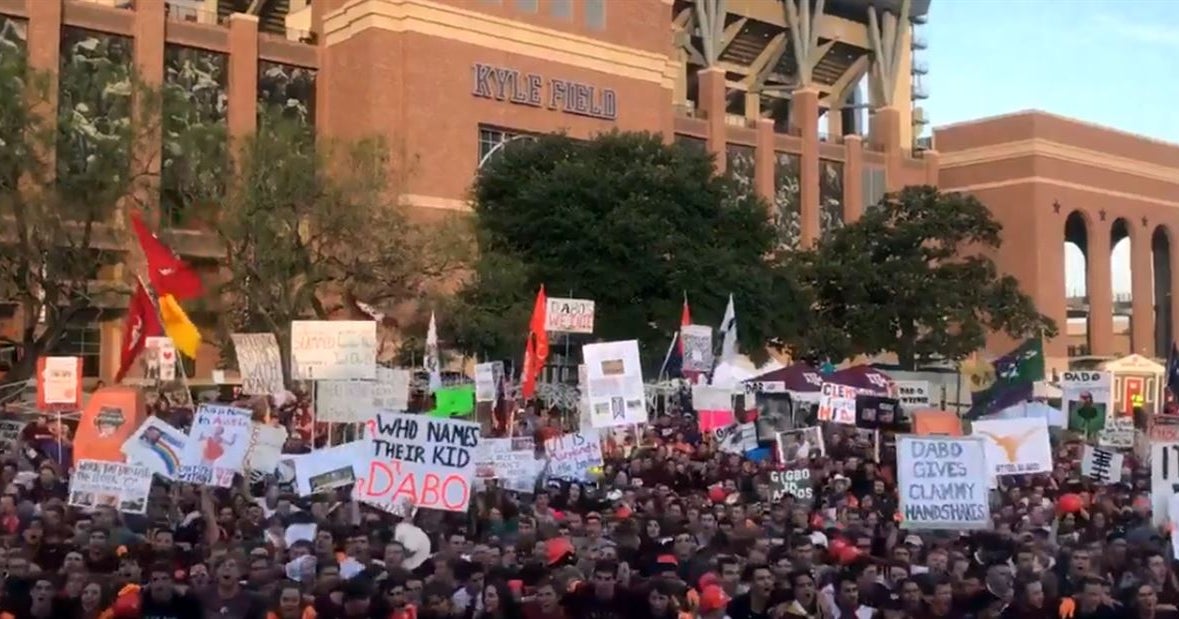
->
[0,385,1175,619]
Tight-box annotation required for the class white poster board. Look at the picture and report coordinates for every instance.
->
[715,422,757,455]
[1060,370,1115,437]
[68,460,153,514]
[1153,441,1179,526]
[474,362,500,403]
[895,380,931,409]
[290,321,377,381]
[316,380,375,423]
[355,413,479,512]
[897,435,991,530]
[245,424,289,474]
[121,416,189,480]
[680,324,714,373]
[582,340,648,428]
[544,297,595,333]
[971,417,1053,476]
[817,383,857,425]
[40,356,82,406]
[177,405,253,487]
[544,430,604,481]
[294,441,369,496]
[1081,445,1124,484]
[232,333,285,395]
[373,368,411,411]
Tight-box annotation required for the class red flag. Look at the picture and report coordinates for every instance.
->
[679,294,692,354]
[129,211,204,300]
[521,285,549,400]
[114,281,163,383]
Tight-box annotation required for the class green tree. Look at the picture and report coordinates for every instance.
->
[448,131,804,369]
[789,185,1057,369]
[0,31,147,386]
[211,110,470,382]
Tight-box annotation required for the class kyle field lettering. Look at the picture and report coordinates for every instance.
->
[472,63,618,121]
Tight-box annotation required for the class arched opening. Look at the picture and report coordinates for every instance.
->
[1111,218,1133,356]
[1064,211,1090,356]
[1154,226,1173,357]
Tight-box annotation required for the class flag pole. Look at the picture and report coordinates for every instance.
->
[658,332,679,382]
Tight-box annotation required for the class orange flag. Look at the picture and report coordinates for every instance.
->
[521,286,549,399]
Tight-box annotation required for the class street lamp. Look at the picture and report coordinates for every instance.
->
[477,134,536,169]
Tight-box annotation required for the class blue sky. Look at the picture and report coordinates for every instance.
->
[922,0,1179,295]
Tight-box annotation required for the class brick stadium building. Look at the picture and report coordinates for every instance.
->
[0,0,1174,383]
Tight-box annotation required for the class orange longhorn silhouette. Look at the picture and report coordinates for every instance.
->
[977,428,1040,462]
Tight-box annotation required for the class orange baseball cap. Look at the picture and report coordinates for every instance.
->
[699,585,730,612]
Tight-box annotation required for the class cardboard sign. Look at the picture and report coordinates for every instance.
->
[232,333,285,396]
[68,460,153,514]
[544,430,604,481]
[121,416,188,480]
[769,468,813,504]
[897,435,990,530]
[1081,445,1123,484]
[37,356,82,410]
[356,413,479,512]
[290,321,377,381]
[316,380,375,423]
[177,405,253,487]
[817,383,857,425]
[544,297,595,333]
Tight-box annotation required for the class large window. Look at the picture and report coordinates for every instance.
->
[478,126,529,168]
[551,0,572,19]
[585,0,605,29]
[51,321,102,378]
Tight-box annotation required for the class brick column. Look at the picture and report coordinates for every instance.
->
[1131,233,1155,355]
[132,0,165,219]
[874,106,903,192]
[1087,219,1114,356]
[228,14,259,139]
[843,135,863,223]
[25,0,61,162]
[697,68,727,174]
[923,149,939,186]
[754,119,775,212]
[791,87,819,247]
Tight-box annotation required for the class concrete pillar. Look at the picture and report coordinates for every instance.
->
[843,135,863,223]
[923,149,939,186]
[698,68,727,173]
[791,87,820,247]
[1131,233,1155,355]
[228,14,259,139]
[754,118,775,212]
[875,106,904,191]
[1088,220,1114,356]
[132,0,165,218]
[826,109,842,141]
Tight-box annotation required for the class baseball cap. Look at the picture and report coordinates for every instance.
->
[699,585,730,613]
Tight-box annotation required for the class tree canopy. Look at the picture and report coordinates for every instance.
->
[788,185,1057,368]
[447,131,804,369]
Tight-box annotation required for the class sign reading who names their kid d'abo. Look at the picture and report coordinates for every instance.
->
[355,413,480,513]
[897,435,991,530]
[544,297,595,334]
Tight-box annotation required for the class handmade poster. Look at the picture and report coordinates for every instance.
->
[474,363,498,402]
[430,385,476,418]
[817,383,857,425]
[373,367,411,411]
[316,380,374,423]
[544,430,604,481]
[692,385,736,432]
[894,380,931,409]
[177,405,253,487]
[769,468,813,504]
[144,336,177,382]
[680,325,714,373]
[232,333,285,396]
[121,416,188,479]
[714,422,757,455]
[544,297,595,333]
[245,423,289,475]
[1081,445,1124,484]
[854,395,902,430]
[476,439,539,492]
[582,340,647,428]
[76,387,144,464]
[896,435,990,530]
[971,417,1052,477]
[577,364,592,429]
[68,459,153,514]
[0,420,25,454]
[776,427,824,464]
[1152,440,1179,526]
[356,413,480,512]
[1061,371,1113,437]
[294,441,369,496]
[290,320,377,381]
[36,356,82,410]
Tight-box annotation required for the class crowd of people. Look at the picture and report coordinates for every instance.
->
[0,384,1175,619]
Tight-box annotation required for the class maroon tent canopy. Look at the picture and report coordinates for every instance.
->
[825,364,893,395]
[745,364,825,392]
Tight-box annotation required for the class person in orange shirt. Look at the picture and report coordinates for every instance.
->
[269,581,318,619]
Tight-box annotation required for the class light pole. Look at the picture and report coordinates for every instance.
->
[477,134,536,169]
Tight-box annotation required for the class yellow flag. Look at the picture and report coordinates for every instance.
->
[158,293,200,358]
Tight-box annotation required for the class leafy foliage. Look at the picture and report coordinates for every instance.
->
[789,185,1057,368]
[449,131,804,369]
[213,111,470,379]
[0,28,145,384]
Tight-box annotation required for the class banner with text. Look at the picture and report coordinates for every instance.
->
[895,380,931,409]
[817,383,857,425]
[291,320,377,381]
[769,468,813,504]
[357,413,480,512]
[897,435,990,530]
[178,405,253,487]
[232,333,285,396]
[544,430,604,481]
[1061,371,1114,438]
[68,459,153,514]
[544,297,595,333]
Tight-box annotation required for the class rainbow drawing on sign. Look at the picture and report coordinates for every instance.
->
[139,427,183,475]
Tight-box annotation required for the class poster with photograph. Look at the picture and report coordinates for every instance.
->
[680,325,714,373]
[776,427,825,464]
[855,395,903,430]
[294,441,369,496]
[177,405,253,487]
[121,416,188,480]
[582,340,648,428]
[474,362,502,403]
[68,460,153,514]
[1061,371,1113,437]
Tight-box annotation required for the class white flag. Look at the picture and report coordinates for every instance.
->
[719,294,738,361]
[425,312,441,392]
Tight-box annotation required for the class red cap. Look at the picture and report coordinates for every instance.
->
[656,554,678,566]
[698,573,720,589]
[699,585,730,612]
[546,537,575,566]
